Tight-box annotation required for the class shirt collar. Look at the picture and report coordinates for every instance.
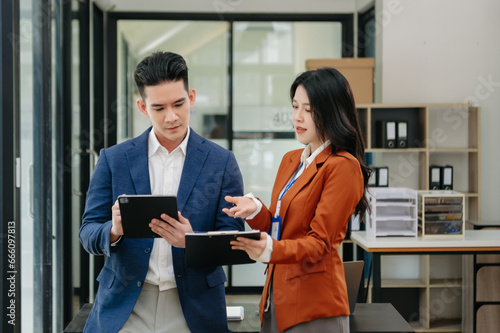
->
[148,127,190,157]
[300,140,331,168]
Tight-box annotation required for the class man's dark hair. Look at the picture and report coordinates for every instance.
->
[134,51,189,99]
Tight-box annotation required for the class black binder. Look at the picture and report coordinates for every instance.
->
[397,121,408,148]
[368,168,377,187]
[368,167,389,187]
[377,167,389,187]
[429,165,441,190]
[377,121,396,148]
[441,165,453,190]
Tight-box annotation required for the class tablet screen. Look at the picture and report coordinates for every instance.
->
[118,195,178,238]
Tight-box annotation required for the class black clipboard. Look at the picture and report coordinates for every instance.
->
[118,195,178,238]
[185,230,261,267]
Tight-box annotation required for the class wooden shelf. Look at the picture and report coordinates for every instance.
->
[429,319,461,332]
[357,103,473,109]
[410,319,461,332]
[428,279,462,288]
[367,148,426,153]
[376,216,415,221]
[357,103,481,331]
[380,278,427,288]
[428,148,479,153]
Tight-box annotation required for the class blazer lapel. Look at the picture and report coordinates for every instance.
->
[177,130,209,212]
[126,128,151,195]
[279,149,330,222]
[274,153,299,199]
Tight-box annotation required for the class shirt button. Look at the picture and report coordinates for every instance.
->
[144,248,151,254]
[137,281,142,287]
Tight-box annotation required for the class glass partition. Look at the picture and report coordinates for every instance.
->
[118,18,343,289]
[231,21,342,287]
[19,1,35,330]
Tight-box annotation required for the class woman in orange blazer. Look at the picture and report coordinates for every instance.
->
[224,67,371,332]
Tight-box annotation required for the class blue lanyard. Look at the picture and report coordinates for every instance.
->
[279,175,299,201]
[276,162,303,217]
[279,162,303,200]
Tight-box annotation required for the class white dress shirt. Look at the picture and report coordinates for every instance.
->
[145,127,190,291]
[247,141,331,263]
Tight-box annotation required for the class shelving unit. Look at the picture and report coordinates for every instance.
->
[354,103,481,332]
[356,103,481,221]
[364,254,463,332]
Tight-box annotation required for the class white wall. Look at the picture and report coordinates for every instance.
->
[375,0,500,220]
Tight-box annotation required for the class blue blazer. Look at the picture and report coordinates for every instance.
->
[79,128,244,333]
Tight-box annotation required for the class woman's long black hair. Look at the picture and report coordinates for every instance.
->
[290,67,371,219]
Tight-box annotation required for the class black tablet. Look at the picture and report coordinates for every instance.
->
[118,195,178,238]
[185,230,261,267]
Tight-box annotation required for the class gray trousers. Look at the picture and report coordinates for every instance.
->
[118,283,190,333]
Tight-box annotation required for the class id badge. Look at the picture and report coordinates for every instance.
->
[271,216,282,241]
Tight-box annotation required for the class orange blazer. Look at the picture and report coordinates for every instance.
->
[247,148,364,332]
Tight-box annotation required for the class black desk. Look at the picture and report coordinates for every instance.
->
[350,303,414,333]
[467,220,500,333]
[64,302,413,333]
[63,303,92,333]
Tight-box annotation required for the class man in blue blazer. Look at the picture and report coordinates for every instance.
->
[79,51,244,332]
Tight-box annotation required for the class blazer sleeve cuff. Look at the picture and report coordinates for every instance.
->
[244,193,262,220]
[251,233,273,263]
[100,221,114,257]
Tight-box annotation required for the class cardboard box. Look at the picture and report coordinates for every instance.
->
[305,58,374,104]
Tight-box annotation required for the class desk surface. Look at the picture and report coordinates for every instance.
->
[350,303,414,333]
[64,301,414,333]
[63,303,92,333]
[227,295,260,332]
[226,295,414,333]
[351,230,500,253]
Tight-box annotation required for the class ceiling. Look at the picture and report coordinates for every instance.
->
[118,20,229,57]
[96,0,370,14]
